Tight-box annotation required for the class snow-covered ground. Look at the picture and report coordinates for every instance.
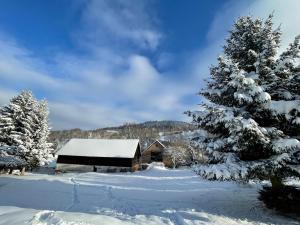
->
[0,165,298,225]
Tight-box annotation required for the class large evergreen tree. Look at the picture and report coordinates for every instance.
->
[0,91,36,161]
[0,91,53,168]
[188,15,300,187]
[31,100,53,167]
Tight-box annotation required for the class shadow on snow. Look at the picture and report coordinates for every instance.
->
[0,169,297,225]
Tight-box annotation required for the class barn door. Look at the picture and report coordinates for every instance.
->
[151,151,163,162]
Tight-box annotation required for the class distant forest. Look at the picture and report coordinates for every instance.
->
[49,121,196,151]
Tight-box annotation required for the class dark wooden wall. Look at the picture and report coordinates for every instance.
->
[132,144,141,170]
[57,144,141,168]
[57,155,133,167]
[141,141,165,163]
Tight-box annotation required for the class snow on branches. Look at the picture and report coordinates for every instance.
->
[0,146,27,169]
[188,14,300,182]
[0,91,53,168]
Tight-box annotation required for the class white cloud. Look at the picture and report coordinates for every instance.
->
[0,32,191,129]
[49,101,134,130]
[206,1,251,43]
[0,87,17,106]
[243,0,300,52]
[207,0,300,53]
[76,0,162,50]
[118,55,159,98]
[49,97,189,130]
[0,34,84,95]
[1,0,299,130]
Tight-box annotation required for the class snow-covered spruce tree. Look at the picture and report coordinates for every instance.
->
[30,100,53,167]
[0,91,53,168]
[187,15,300,187]
[0,91,36,162]
[268,35,300,137]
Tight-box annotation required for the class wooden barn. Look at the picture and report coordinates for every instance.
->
[141,140,190,168]
[141,140,166,164]
[56,139,141,172]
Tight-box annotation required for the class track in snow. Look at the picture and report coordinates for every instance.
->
[0,165,298,225]
[66,177,80,210]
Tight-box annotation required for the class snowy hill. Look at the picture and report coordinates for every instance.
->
[159,129,209,144]
[49,121,196,151]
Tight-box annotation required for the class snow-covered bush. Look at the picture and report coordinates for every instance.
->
[187,14,300,186]
[163,144,190,168]
[0,146,27,172]
[0,91,53,168]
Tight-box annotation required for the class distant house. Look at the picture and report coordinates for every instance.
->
[56,139,141,172]
[141,140,166,164]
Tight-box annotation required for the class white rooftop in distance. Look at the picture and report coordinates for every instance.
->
[56,139,140,158]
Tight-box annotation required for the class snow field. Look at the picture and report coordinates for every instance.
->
[0,165,298,225]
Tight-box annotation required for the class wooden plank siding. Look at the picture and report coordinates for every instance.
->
[132,144,141,171]
[56,143,141,172]
[57,155,133,167]
[141,140,165,164]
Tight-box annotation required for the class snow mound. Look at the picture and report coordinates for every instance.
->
[145,162,166,171]
[31,211,74,225]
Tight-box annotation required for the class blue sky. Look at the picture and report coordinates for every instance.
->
[0,0,299,130]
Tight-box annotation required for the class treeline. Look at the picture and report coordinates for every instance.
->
[49,121,196,151]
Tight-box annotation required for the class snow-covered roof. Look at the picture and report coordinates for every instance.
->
[56,139,140,158]
[144,140,166,152]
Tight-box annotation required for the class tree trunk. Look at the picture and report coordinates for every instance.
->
[9,168,13,174]
[270,175,283,189]
[20,167,25,176]
[172,157,176,169]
